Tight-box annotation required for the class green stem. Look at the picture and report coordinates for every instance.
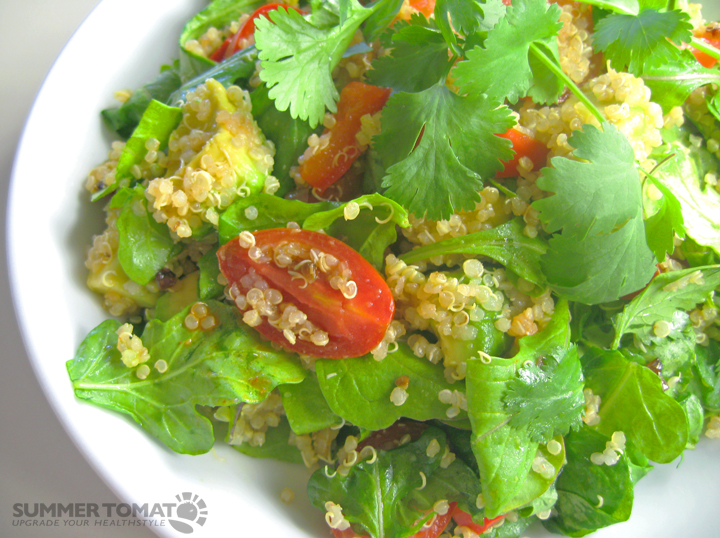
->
[691,36,720,65]
[529,42,605,126]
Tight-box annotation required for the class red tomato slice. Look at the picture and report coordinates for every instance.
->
[452,507,505,534]
[692,35,720,68]
[209,3,304,62]
[217,228,394,358]
[496,128,549,178]
[409,0,436,17]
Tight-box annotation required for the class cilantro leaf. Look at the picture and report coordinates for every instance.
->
[365,23,453,92]
[592,9,693,75]
[534,123,642,240]
[377,83,514,220]
[255,1,374,127]
[503,346,585,444]
[643,175,686,262]
[453,0,562,104]
[612,265,720,348]
[533,123,657,304]
[438,0,506,36]
[542,213,657,304]
[642,49,720,113]
[575,0,639,15]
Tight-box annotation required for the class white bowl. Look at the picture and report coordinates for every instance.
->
[7,1,720,537]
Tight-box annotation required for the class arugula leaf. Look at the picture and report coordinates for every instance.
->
[67,301,306,454]
[581,347,688,463]
[255,1,376,127]
[533,123,657,304]
[466,301,571,517]
[230,415,304,464]
[643,175,686,262]
[303,193,410,270]
[400,218,548,287]
[218,193,333,244]
[543,427,634,537]
[114,187,183,286]
[93,101,182,202]
[503,346,585,444]
[101,63,182,139]
[197,247,224,301]
[279,373,342,435]
[366,23,453,93]
[315,343,465,431]
[308,428,481,538]
[377,83,515,220]
[592,9,693,75]
[453,0,562,104]
[653,140,720,256]
[251,83,319,196]
[612,265,720,347]
[642,49,720,113]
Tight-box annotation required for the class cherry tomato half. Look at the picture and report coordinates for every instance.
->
[217,228,394,358]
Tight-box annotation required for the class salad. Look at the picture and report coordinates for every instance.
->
[67,0,720,537]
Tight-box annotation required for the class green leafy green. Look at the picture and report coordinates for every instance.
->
[366,21,453,93]
[582,347,688,463]
[642,49,720,113]
[437,0,506,37]
[535,124,641,240]
[453,0,563,104]
[101,63,182,139]
[279,374,342,435]
[466,301,571,517]
[316,343,465,431]
[197,247,224,300]
[252,83,319,196]
[643,174,686,262]
[94,101,182,201]
[307,428,476,538]
[113,187,183,286]
[577,0,639,15]
[543,427,634,537]
[592,9,693,75]
[303,193,410,270]
[67,301,306,454]
[377,83,514,220]
[653,139,720,256]
[533,123,657,304]
[218,193,333,244]
[612,265,720,347]
[503,345,585,444]
[177,0,264,80]
[400,218,548,287]
[230,415,304,463]
[255,0,378,127]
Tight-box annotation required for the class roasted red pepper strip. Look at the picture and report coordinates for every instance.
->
[452,506,505,535]
[298,82,392,192]
[209,3,303,62]
[496,128,550,178]
[217,228,394,359]
[691,32,720,68]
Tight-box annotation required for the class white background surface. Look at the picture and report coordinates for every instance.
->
[0,2,152,537]
[2,2,720,538]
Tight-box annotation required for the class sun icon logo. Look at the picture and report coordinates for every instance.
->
[167,492,208,534]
